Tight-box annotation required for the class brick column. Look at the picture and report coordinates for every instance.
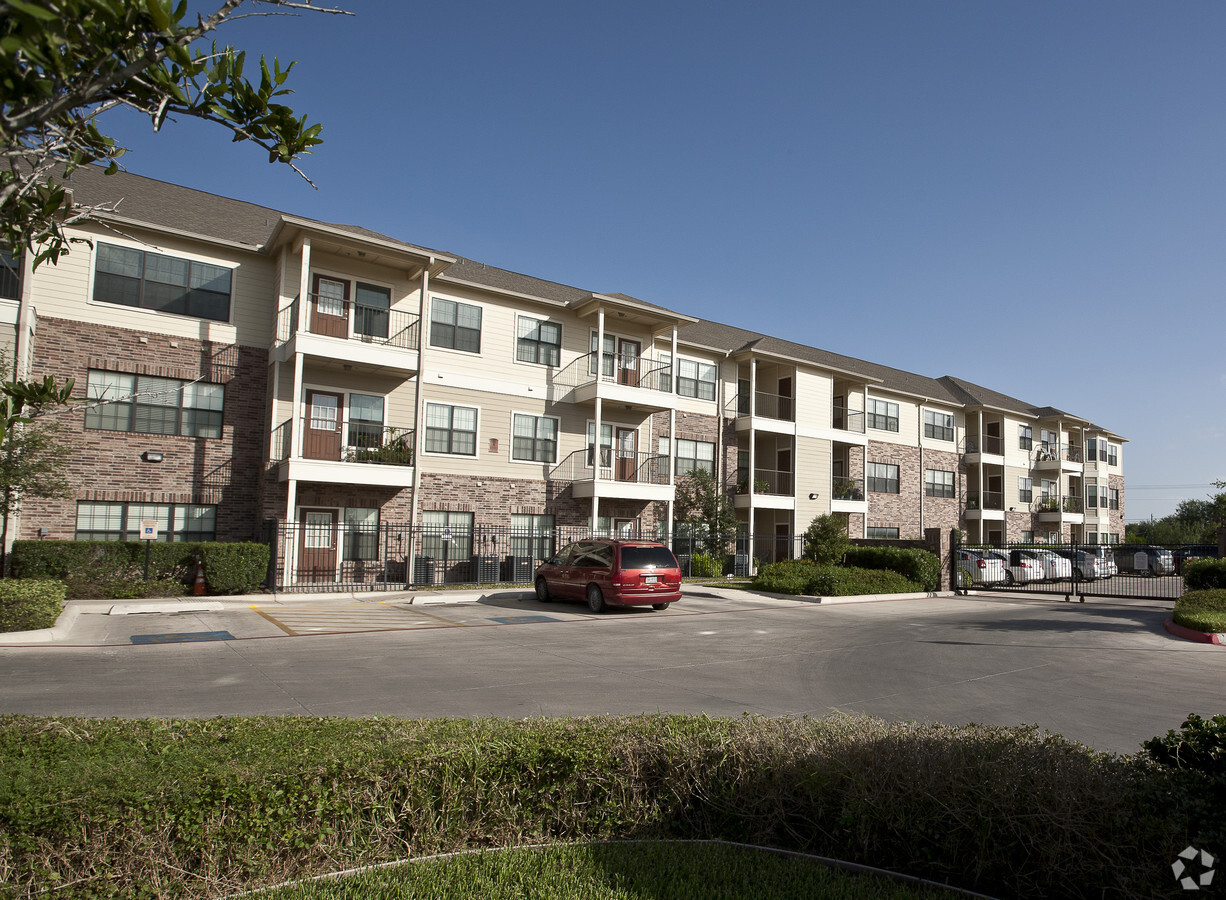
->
[925,526,952,592]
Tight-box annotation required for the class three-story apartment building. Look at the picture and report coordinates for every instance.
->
[1,167,1126,586]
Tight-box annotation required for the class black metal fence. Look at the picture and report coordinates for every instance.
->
[955,539,1190,602]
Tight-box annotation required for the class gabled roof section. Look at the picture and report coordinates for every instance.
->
[436,256,590,305]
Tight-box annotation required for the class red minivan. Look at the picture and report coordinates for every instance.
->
[534,539,683,612]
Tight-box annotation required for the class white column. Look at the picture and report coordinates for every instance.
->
[592,308,605,532]
[408,263,431,581]
[977,410,984,543]
[748,358,757,541]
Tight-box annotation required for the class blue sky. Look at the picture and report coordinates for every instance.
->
[101,1,1226,522]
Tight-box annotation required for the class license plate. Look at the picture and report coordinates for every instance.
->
[644,575,657,584]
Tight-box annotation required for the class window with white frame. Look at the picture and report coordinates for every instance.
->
[94,242,232,322]
[516,317,561,366]
[1018,476,1033,504]
[342,507,379,561]
[1098,485,1108,508]
[1086,480,1098,508]
[511,413,558,463]
[347,394,385,448]
[1019,425,1033,450]
[0,246,20,300]
[353,282,391,339]
[924,468,954,498]
[923,410,954,442]
[586,422,613,466]
[511,513,554,560]
[1041,480,1057,502]
[85,370,224,438]
[661,437,715,476]
[677,358,717,400]
[1086,439,1097,462]
[424,403,477,455]
[1020,530,1033,543]
[75,501,216,541]
[429,298,482,353]
[589,332,617,377]
[1040,429,1057,452]
[867,526,899,539]
[867,462,900,494]
[1107,444,1118,466]
[656,351,673,392]
[867,399,899,432]
[1109,488,1120,510]
[422,510,473,559]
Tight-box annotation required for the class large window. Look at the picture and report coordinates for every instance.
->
[84,370,224,438]
[867,399,899,432]
[1018,476,1034,504]
[1107,444,1118,466]
[511,513,554,560]
[867,526,899,540]
[1086,481,1098,508]
[342,507,379,561]
[662,437,715,476]
[512,413,558,463]
[586,422,614,466]
[867,462,900,494]
[1019,425,1033,450]
[1086,439,1097,462]
[0,246,20,300]
[1109,488,1120,510]
[94,242,231,322]
[347,394,385,447]
[353,282,391,339]
[429,298,482,353]
[75,501,216,541]
[923,410,954,442]
[924,468,955,498]
[677,358,717,401]
[516,317,561,366]
[424,403,477,455]
[421,510,473,560]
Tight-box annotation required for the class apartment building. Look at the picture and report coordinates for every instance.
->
[0,167,1126,585]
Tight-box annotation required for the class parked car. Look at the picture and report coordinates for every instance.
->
[956,549,1007,588]
[982,549,1042,586]
[1173,545,1219,575]
[1016,548,1073,581]
[1075,545,1118,579]
[1052,548,1110,580]
[534,539,682,612]
[1114,545,1175,576]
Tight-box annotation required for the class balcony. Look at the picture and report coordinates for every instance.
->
[733,390,797,434]
[1036,495,1084,522]
[965,490,1004,520]
[965,434,1003,459]
[273,417,415,487]
[553,352,677,411]
[273,296,421,375]
[831,476,867,512]
[554,448,674,501]
[832,406,865,435]
[1034,443,1084,473]
[734,468,795,509]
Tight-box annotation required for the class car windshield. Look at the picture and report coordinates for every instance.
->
[620,546,677,569]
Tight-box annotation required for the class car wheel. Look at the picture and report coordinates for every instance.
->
[651,602,669,611]
[1004,571,1015,586]
[586,584,606,613]
[534,577,551,602]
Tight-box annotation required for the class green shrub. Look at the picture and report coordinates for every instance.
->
[1184,558,1226,591]
[688,552,723,579]
[844,546,941,591]
[754,560,921,596]
[1141,713,1226,851]
[754,559,822,594]
[198,543,270,594]
[802,513,851,565]
[0,579,67,633]
[1173,589,1226,633]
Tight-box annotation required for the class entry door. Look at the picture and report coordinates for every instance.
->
[310,275,349,338]
[615,518,637,539]
[778,376,793,420]
[299,509,338,582]
[616,428,638,482]
[775,523,792,563]
[303,390,344,460]
[776,447,792,495]
[617,339,640,386]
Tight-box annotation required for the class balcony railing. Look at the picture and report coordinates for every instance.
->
[742,468,793,496]
[966,435,1003,455]
[1034,496,1084,514]
[753,391,795,422]
[1035,443,1084,464]
[274,417,415,466]
[832,406,865,434]
[832,476,865,501]
[551,448,670,485]
[966,490,1003,511]
[275,295,420,350]
[552,351,674,394]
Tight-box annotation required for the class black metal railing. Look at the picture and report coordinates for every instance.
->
[273,417,415,466]
[550,448,670,485]
[552,351,673,394]
[966,434,1003,455]
[832,476,865,501]
[966,490,1004,511]
[832,407,865,434]
[275,295,420,350]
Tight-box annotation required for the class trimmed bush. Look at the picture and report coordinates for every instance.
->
[1184,558,1226,591]
[0,579,66,633]
[1173,588,1226,634]
[844,546,941,591]
[688,552,723,579]
[754,560,921,596]
[198,543,270,594]
[754,559,823,594]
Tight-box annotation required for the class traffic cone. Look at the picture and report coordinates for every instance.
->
[192,563,207,595]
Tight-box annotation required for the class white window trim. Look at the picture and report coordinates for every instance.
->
[421,400,480,458]
[866,396,900,433]
[509,410,560,465]
[513,313,563,369]
[427,293,485,356]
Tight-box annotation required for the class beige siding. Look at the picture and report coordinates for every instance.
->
[795,435,832,524]
[795,368,833,431]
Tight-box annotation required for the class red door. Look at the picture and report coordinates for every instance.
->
[617,339,640,386]
[298,509,338,583]
[616,428,637,482]
[303,390,343,460]
[310,274,349,338]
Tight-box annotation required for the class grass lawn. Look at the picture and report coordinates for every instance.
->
[247,841,961,899]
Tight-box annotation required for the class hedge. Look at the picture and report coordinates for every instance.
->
[0,579,66,633]
[844,546,941,591]
[754,560,921,596]
[10,540,269,597]
[1184,558,1226,591]
[1172,588,1226,634]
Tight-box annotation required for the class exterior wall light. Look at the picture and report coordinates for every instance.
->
[142,451,164,463]
[808,492,820,500]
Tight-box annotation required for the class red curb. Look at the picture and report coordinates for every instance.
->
[1164,618,1225,646]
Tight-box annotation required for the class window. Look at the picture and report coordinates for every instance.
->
[1018,477,1033,504]
[677,358,717,400]
[1098,439,1108,462]
[0,246,20,300]
[511,513,554,560]
[589,332,617,377]
[94,242,231,322]
[1107,444,1118,466]
[1098,485,1109,509]
[84,370,224,438]
[656,351,673,392]
[347,394,385,447]
[1040,429,1057,452]
[587,422,613,466]
[424,403,477,455]
[1041,480,1057,503]
[867,526,899,539]
[1019,425,1033,450]
[1086,481,1098,508]
[354,282,391,339]
[867,399,899,432]
[74,501,216,541]
[1020,530,1033,543]
[512,413,558,463]
[421,510,473,560]
[342,507,379,561]
[516,317,561,366]
[923,410,954,442]
[429,298,481,353]
[925,469,955,498]
[1086,439,1097,462]
[1109,488,1120,510]
[662,437,715,476]
[867,462,900,494]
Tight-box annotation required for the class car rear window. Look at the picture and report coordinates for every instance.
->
[619,546,678,570]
